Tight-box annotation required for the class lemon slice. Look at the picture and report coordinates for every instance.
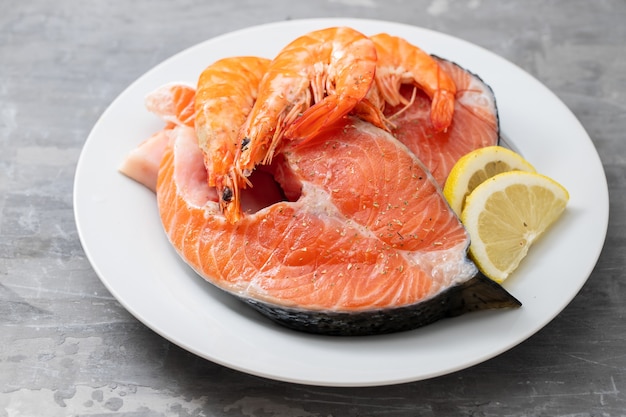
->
[444,146,536,216]
[461,171,569,283]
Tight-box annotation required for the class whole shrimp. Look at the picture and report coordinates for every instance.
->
[369,33,457,132]
[195,56,271,223]
[236,26,378,179]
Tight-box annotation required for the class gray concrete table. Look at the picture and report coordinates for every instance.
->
[2,1,624,415]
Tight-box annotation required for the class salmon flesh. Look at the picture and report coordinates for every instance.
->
[156,114,520,336]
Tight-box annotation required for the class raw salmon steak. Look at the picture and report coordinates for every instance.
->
[156,116,520,336]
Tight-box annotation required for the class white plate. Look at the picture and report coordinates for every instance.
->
[74,18,608,387]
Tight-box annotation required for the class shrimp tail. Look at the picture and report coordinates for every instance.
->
[430,88,455,132]
[351,98,393,132]
[284,95,358,143]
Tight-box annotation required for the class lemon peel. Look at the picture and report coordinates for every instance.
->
[443,146,536,217]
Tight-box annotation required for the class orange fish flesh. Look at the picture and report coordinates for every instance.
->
[155,118,519,335]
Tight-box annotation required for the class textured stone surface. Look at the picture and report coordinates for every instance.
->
[1,0,625,415]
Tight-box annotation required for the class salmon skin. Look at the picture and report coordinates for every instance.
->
[156,115,520,336]
[387,57,500,187]
[242,272,519,335]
